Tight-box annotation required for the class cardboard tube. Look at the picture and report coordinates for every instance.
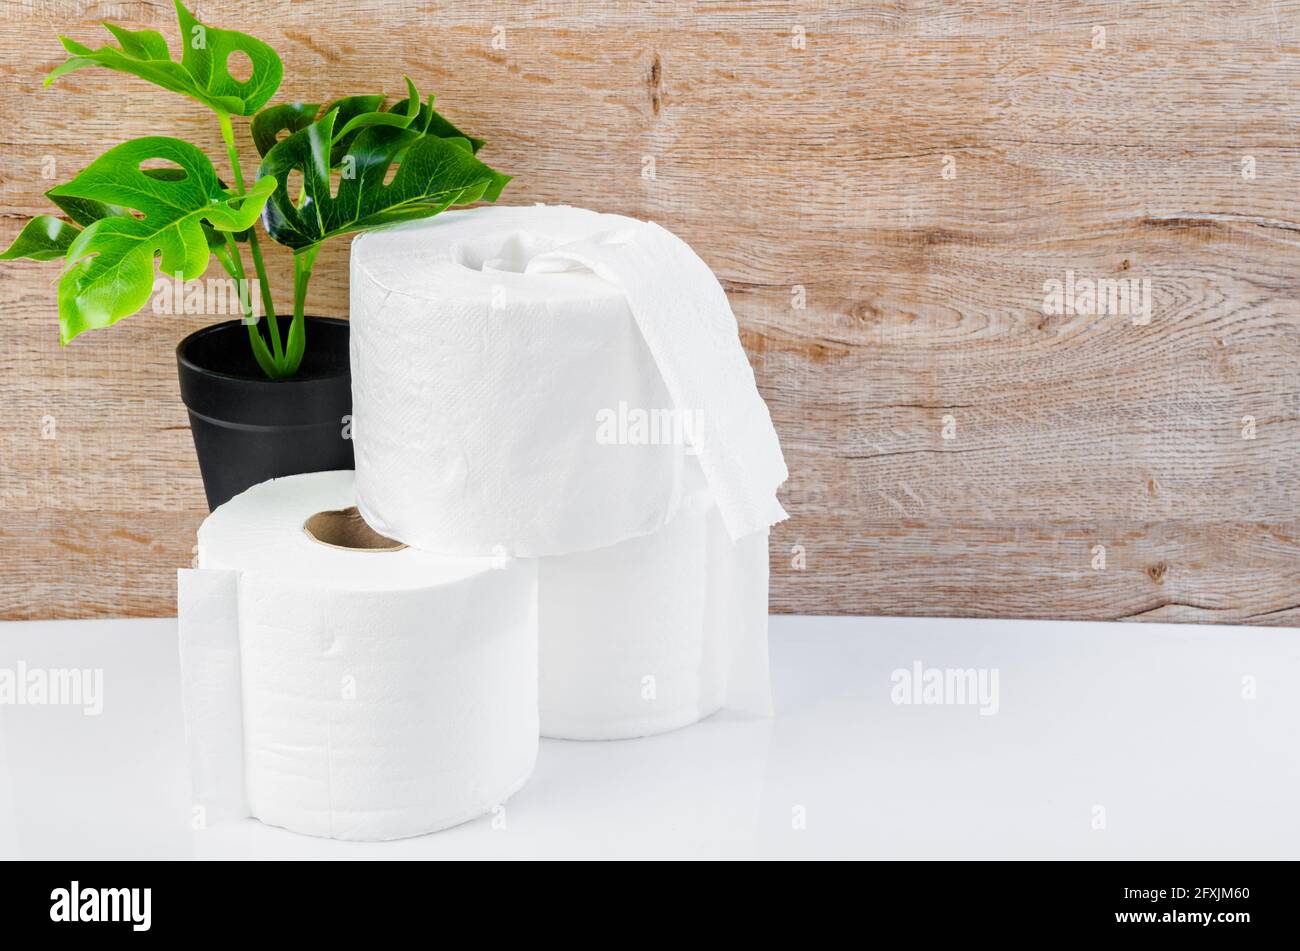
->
[302,507,406,552]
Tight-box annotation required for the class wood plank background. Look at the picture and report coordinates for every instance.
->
[1,0,1297,623]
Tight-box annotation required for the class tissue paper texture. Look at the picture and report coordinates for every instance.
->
[181,471,538,840]
[350,204,787,557]
[538,465,773,740]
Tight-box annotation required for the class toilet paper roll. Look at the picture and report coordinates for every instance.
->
[538,464,773,740]
[350,204,788,558]
[178,471,538,841]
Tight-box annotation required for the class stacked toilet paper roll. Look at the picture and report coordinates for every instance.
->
[177,204,787,841]
[351,206,678,557]
[350,205,787,740]
[539,464,773,740]
[179,471,538,840]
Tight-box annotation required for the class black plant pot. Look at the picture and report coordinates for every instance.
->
[177,316,355,511]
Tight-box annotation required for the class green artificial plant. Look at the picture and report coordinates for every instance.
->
[1,1,510,378]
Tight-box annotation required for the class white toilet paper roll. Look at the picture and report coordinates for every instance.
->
[350,204,787,558]
[178,471,538,841]
[538,464,773,740]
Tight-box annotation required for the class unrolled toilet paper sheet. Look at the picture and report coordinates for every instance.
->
[526,218,789,540]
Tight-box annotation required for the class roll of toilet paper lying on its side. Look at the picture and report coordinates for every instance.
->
[538,464,773,740]
[350,204,788,558]
[177,471,538,841]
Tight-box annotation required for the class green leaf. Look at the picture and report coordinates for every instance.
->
[47,190,132,227]
[104,23,169,61]
[392,93,487,153]
[172,0,282,115]
[333,96,418,146]
[250,80,489,163]
[46,1,282,117]
[0,216,82,261]
[326,91,421,166]
[49,136,275,344]
[46,167,243,247]
[251,101,320,157]
[251,95,393,161]
[48,34,224,104]
[258,95,510,249]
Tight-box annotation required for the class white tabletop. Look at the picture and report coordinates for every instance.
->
[1,614,1296,859]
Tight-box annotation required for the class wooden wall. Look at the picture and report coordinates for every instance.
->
[1,1,1297,623]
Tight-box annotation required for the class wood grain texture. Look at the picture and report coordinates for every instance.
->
[1,1,1297,622]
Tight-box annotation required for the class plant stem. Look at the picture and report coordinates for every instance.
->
[217,110,283,368]
[219,234,278,378]
[247,230,279,358]
[284,243,320,376]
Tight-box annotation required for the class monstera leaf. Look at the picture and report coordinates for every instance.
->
[46,167,244,250]
[258,102,509,250]
[47,0,281,116]
[250,101,324,157]
[1,167,240,263]
[48,136,275,344]
[249,79,486,160]
[46,190,133,227]
[0,216,81,261]
[392,93,487,154]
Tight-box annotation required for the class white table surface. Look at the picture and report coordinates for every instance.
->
[1,614,1296,860]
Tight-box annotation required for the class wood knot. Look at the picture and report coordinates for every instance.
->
[1146,561,1168,584]
[850,299,883,324]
